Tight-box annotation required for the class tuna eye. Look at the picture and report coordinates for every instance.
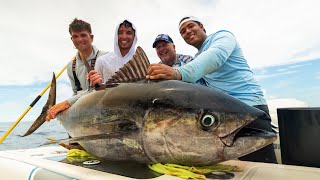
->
[200,114,218,130]
[201,115,215,126]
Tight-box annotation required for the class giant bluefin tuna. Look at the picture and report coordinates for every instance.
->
[24,47,276,166]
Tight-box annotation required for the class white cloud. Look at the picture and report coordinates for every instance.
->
[267,98,308,125]
[212,0,320,67]
[277,68,288,72]
[287,64,310,69]
[255,70,297,81]
[0,102,26,122]
[55,81,74,103]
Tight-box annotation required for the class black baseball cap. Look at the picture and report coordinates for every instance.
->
[152,34,174,48]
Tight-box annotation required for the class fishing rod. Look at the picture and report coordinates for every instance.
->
[0,64,68,144]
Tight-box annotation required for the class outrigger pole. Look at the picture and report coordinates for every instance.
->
[0,64,68,144]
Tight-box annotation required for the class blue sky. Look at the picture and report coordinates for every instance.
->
[1,0,320,123]
[254,58,320,107]
[0,80,72,123]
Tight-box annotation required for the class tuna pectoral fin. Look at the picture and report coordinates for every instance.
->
[22,73,56,137]
[42,131,135,146]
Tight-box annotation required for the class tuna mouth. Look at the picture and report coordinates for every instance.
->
[234,111,277,140]
[220,126,276,147]
[222,126,277,161]
[235,127,276,139]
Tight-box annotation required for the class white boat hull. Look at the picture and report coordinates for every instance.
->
[0,146,320,180]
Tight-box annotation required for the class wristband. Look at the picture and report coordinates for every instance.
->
[173,68,178,80]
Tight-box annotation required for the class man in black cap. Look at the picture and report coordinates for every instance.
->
[152,34,193,68]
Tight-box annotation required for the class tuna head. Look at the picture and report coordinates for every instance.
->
[141,80,277,166]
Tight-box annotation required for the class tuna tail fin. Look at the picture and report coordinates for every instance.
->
[22,73,56,137]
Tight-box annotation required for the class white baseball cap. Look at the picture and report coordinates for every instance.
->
[178,16,202,29]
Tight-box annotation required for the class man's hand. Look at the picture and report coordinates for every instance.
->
[46,101,70,121]
[87,70,103,87]
[146,64,181,80]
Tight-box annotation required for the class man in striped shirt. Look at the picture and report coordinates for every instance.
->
[152,34,193,68]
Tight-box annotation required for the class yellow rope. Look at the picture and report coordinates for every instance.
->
[66,149,97,162]
[149,163,241,179]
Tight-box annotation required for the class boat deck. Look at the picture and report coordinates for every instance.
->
[0,146,320,180]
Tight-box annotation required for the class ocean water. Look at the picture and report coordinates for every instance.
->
[0,121,68,151]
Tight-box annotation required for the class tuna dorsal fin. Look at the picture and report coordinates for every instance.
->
[106,46,150,83]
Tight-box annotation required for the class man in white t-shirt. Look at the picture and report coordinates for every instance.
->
[88,20,138,86]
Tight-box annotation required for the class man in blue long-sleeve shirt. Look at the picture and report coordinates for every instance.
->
[147,16,277,164]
